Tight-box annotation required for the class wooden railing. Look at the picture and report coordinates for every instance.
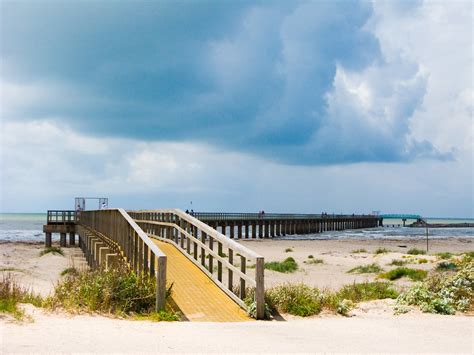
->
[129,209,265,319]
[192,212,377,221]
[79,209,167,311]
[47,210,76,224]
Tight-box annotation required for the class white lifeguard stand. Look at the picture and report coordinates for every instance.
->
[75,197,109,211]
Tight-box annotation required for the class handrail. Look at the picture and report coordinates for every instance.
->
[47,210,76,224]
[192,212,378,221]
[129,209,265,319]
[78,209,167,311]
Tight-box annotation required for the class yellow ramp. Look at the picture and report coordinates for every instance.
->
[154,240,251,322]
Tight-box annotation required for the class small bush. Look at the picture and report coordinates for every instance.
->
[308,255,314,259]
[304,258,323,265]
[352,249,367,254]
[417,259,428,264]
[389,259,408,266]
[265,257,298,273]
[0,273,42,320]
[436,252,453,260]
[436,262,457,272]
[335,282,398,303]
[46,266,166,315]
[336,299,354,316]
[407,248,426,255]
[396,258,473,314]
[374,248,390,254]
[285,248,293,253]
[135,310,181,322]
[40,247,64,256]
[379,267,427,281]
[61,267,78,276]
[348,263,383,274]
[265,283,322,317]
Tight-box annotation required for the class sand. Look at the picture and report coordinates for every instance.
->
[1,238,473,353]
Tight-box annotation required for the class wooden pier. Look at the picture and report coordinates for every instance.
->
[43,209,381,320]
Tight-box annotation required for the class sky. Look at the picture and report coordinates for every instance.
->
[0,0,472,217]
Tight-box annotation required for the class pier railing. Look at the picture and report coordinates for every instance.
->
[193,212,376,221]
[130,209,265,319]
[79,209,167,311]
[47,210,76,224]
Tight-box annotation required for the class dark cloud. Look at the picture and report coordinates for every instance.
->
[1,0,441,164]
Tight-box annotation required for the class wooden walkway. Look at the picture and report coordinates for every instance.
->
[153,240,251,322]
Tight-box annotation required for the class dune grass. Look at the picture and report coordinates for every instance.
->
[407,248,426,255]
[40,247,64,256]
[389,259,408,266]
[265,257,298,273]
[285,248,293,253]
[0,273,42,320]
[351,249,368,253]
[304,258,323,265]
[60,267,79,276]
[436,252,453,259]
[374,248,390,255]
[436,262,457,272]
[258,281,398,318]
[378,267,427,281]
[347,263,383,274]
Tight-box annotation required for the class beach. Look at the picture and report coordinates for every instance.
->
[1,237,473,353]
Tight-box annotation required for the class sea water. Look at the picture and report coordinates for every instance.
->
[0,213,473,242]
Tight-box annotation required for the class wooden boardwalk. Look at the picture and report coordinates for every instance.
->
[154,239,251,322]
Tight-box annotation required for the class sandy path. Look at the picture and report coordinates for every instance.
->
[1,306,472,353]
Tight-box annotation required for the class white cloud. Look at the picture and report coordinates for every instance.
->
[0,120,471,217]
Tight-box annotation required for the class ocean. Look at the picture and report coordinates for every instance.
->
[1,213,473,242]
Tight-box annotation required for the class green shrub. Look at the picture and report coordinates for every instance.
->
[436,252,453,260]
[46,266,166,315]
[0,273,42,320]
[336,299,354,316]
[379,267,427,281]
[407,248,426,255]
[417,258,428,264]
[265,283,322,317]
[304,258,323,265]
[351,249,367,254]
[348,263,383,274]
[374,248,390,254]
[265,257,298,273]
[389,259,408,266]
[40,247,64,256]
[135,310,181,322]
[308,255,314,259]
[285,248,293,253]
[335,282,398,303]
[396,258,473,314]
[61,267,78,276]
[436,262,457,272]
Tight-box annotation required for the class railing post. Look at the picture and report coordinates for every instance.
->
[255,256,265,319]
[156,255,167,311]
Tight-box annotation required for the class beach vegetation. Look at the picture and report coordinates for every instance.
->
[284,248,293,253]
[436,252,453,259]
[351,249,367,253]
[244,281,397,318]
[436,262,457,272]
[374,248,390,254]
[40,247,64,256]
[45,266,177,319]
[265,257,298,273]
[304,258,323,265]
[60,267,79,276]
[378,267,427,281]
[0,273,42,320]
[417,258,428,264]
[347,263,383,274]
[395,258,473,315]
[308,255,314,259]
[407,248,426,255]
[389,259,408,266]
